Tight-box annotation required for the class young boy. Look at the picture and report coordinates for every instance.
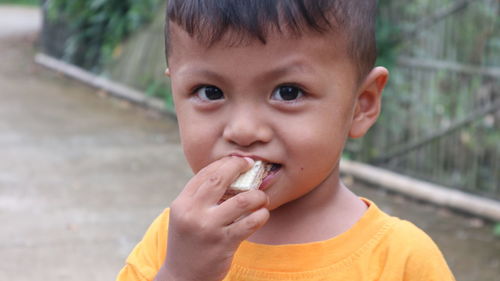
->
[117,0,455,280]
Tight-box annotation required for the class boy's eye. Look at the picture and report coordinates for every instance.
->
[271,85,304,101]
[195,86,224,101]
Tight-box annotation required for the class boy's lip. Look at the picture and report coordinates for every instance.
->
[228,152,275,164]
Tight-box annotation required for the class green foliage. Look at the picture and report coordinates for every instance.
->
[494,223,500,238]
[375,17,400,71]
[46,0,162,72]
[374,0,404,71]
[145,79,173,110]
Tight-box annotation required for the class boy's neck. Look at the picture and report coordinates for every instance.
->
[247,178,367,245]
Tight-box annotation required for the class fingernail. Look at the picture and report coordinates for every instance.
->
[243,157,255,165]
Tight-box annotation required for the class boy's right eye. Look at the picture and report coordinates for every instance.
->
[195,86,224,101]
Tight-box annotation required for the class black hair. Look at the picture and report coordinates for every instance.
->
[165,0,377,80]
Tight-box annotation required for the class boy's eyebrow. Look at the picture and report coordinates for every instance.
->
[178,60,314,82]
[259,61,314,80]
[181,68,225,82]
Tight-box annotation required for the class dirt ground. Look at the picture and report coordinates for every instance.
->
[0,5,498,281]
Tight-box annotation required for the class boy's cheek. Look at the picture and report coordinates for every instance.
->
[182,138,208,172]
[181,132,220,174]
[183,149,206,174]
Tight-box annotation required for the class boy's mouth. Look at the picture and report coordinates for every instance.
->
[267,163,281,172]
[231,161,279,190]
[221,161,281,202]
[265,162,281,176]
[230,161,281,189]
[260,162,281,189]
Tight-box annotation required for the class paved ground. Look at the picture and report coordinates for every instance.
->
[0,5,190,280]
[0,5,41,38]
[1,5,499,281]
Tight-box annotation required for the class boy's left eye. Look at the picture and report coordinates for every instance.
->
[271,86,304,101]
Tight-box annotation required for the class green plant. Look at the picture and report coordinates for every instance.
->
[493,223,500,238]
[46,0,162,72]
[145,79,173,110]
[375,17,400,71]
[374,0,403,71]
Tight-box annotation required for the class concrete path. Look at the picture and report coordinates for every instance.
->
[0,5,498,281]
[0,5,41,38]
[0,5,190,280]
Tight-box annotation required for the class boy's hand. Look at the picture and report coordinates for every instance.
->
[157,156,270,281]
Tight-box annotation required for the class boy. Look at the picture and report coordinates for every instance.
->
[117,0,455,280]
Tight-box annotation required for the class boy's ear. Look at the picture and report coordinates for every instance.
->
[349,66,389,139]
[165,68,171,77]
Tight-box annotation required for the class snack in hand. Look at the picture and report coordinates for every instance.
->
[230,160,267,191]
[222,160,269,201]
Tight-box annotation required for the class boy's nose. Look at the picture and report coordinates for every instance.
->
[222,108,272,147]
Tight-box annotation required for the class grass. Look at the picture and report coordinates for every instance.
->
[0,0,39,6]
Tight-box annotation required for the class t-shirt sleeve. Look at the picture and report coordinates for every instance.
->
[396,220,456,281]
[116,209,170,281]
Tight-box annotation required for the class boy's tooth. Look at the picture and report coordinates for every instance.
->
[230,160,266,191]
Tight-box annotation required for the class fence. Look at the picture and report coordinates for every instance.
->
[346,0,500,199]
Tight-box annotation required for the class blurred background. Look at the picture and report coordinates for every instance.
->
[0,0,498,280]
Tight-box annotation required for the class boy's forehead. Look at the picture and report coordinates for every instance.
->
[167,22,358,90]
[167,22,348,62]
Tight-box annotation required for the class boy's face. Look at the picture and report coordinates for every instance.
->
[167,24,384,210]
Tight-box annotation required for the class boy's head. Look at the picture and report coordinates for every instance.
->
[165,0,378,81]
[164,0,388,210]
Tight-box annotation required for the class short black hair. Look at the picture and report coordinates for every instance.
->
[165,0,377,80]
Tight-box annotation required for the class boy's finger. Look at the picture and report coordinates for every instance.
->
[179,158,228,197]
[214,190,268,226]
[223,207,270,241]
[194,156,253,203]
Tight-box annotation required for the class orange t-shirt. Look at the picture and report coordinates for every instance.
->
[116,199,455,281]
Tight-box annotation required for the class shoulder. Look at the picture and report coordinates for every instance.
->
[129,208,170,257]
[117,208,170,281]
[387,218,437,249]
[135,208,170,260]
[377,216,455,280]
[362,199,445,256]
